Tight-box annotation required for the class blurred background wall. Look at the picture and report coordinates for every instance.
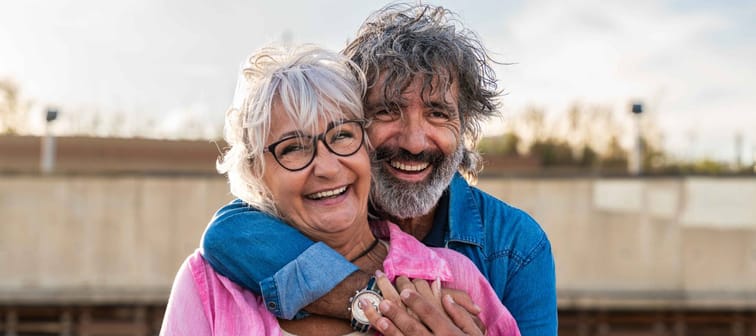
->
[1,136,755,335]
[2,1,755,334]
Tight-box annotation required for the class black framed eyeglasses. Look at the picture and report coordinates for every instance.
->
[263,119,366,172]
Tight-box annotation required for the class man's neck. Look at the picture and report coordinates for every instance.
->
[390,206,437,241]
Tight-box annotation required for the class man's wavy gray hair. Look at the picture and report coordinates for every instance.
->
[218,45,366,216]
[343,2,501,180]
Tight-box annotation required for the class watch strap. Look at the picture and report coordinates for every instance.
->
[365,275,379,293]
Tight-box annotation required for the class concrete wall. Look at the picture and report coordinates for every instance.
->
[1,174,755,308]
[481,177,756,309]
[0,175,231,304]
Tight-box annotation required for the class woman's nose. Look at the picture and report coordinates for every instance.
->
[311,140,340,176]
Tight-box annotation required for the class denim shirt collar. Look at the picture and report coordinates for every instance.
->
[444,172,485,247]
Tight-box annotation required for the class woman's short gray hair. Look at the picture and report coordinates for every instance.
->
[218,45,366,216]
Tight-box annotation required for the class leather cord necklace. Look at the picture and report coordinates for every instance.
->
[349,237,380,262]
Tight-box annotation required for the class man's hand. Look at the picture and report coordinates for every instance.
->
[365,272,486,335]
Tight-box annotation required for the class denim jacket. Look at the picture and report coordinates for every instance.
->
[201,173,557,335]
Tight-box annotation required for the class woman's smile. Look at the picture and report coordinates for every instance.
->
[305,185,348,200]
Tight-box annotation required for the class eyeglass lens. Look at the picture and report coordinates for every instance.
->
[272,120,363,171]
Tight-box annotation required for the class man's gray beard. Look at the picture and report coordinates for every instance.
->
[370,145,463,219]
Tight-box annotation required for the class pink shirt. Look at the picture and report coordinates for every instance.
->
[160,222,520,335]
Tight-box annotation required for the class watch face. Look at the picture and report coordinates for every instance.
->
[350,291,382,324]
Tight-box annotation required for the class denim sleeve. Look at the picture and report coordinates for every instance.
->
[504,235,558,336]
[200,200,358,319]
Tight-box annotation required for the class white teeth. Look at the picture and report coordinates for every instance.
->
[390,160,429,172]
[307,186,347,200]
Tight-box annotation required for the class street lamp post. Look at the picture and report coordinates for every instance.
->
[629,103,643,176]
[40,108,58,174]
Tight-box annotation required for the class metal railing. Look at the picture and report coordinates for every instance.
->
[2,305,755,336]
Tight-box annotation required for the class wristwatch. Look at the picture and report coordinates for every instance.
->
[348,276,383,332]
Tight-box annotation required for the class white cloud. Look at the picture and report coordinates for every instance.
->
[487,0,756,160]
[1,0,754,162]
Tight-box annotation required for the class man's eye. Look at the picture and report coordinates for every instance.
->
[371,109,399,121]
[429,111,450,120]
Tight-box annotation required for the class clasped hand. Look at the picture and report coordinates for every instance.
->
[363,271,486,336]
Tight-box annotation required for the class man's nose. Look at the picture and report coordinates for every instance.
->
[398,113,429,155]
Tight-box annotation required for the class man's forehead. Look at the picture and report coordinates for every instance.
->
[367,74,459,104]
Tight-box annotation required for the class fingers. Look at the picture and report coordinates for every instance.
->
[442,288,482,316]
[442,294,485,336]
[411,278,441,308]
[397,276,444,319]
[374,274,429,334]
[394,276,414,293]
[363,298,402,336]
[374,298,432,336]
[400,289,466,335]
[441,288,484,333]
[431,278,442,300]
[471,315,486,335]
[440,289,485,334]
[393,276,419,320]
[374,274,483,335]
[375,292,484,336]
[376,270,402,306]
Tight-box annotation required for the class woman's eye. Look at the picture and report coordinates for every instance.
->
[331,131,355,142]
[279,142,307,156]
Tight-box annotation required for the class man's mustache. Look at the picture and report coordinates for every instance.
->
[371,146,446,167]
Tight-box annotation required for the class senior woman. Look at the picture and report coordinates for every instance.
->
[159,45,519,335]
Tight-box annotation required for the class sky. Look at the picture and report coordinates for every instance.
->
[1,0,755,162]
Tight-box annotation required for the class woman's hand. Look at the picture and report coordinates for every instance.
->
[365,272,486,335]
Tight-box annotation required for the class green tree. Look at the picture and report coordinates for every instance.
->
[0,79,25,134]
[529,139,575,166]
[601,135,627,169]
[579,145,598,167]
[479,132,520,157]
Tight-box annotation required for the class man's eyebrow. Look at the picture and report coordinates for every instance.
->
[426,100,457,114]
[364,101,384,110]
[365,97,407,110]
